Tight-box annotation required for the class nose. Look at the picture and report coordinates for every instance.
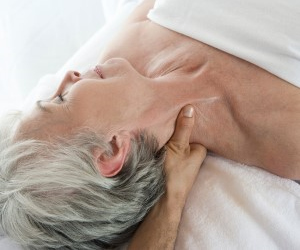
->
[64,71,81,83]
[54,71,81,97]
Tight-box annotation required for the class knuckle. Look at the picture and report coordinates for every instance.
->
[191,145,207,157]
[198,145,207,154]
[167,141,187,152]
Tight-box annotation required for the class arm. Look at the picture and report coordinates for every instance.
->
[128,195,183,250]
[128,105,207,249]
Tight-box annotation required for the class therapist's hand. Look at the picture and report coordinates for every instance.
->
[164,104,207,206]
[128,105,207,250]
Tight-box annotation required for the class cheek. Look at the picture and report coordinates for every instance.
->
[69,80,133,128]
[71,92,116,130]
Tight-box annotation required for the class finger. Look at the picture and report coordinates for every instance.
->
[168,105,195,148]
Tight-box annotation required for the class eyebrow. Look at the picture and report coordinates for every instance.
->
[36,100,52,113]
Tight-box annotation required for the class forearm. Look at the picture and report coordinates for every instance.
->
[128,195,184,250]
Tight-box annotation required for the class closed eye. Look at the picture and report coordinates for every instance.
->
[55,92,68,103]
[58,94,64,102]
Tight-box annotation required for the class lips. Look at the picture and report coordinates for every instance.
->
[94,65,103,79]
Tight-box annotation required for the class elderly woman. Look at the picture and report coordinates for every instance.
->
[1,0,299,249]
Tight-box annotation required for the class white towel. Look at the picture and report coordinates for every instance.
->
[175,155,300,249]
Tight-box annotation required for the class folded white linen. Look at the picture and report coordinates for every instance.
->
[176,154,300,250]
[148,0,300,88]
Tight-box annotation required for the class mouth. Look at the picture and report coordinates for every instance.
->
[94,65,103,79]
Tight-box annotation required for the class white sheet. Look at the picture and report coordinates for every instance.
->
[1,0,300,249]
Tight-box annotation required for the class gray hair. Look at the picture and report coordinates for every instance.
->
[0,111,166,250]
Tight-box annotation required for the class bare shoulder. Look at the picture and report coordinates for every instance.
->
[124,0,155,24]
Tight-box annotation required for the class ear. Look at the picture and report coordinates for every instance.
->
[93,132,131,178]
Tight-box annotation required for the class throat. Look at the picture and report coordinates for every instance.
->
[143,49,187,78]
[142,43,208,79]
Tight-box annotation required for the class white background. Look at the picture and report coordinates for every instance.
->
[0,0,115,115]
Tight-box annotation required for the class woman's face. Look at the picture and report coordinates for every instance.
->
[18,58,158,142]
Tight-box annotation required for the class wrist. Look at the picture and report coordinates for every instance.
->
[155,193,185,221]
[165,183,190,209]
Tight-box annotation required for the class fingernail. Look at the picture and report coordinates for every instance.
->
[183,106,194,118]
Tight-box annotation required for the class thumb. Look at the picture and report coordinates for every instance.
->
[168,105,195,148]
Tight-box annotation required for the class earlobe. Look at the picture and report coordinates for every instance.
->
[94,134,131,177]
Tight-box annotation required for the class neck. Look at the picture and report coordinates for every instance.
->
[139,54,300,179]
[137,62,218,148]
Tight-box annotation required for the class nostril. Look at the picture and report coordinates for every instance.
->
[73,71,81,77]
